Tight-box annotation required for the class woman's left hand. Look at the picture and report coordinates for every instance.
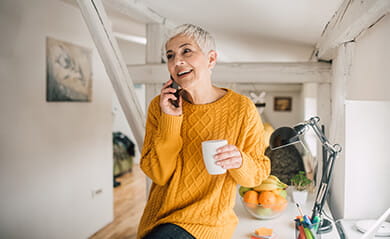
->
[213,144,243,170]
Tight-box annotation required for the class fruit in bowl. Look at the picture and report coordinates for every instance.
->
[239,175,288,219]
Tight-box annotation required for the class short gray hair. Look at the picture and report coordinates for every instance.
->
[163,24,216,61]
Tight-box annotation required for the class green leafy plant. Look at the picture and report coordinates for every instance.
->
[290,171,312,191]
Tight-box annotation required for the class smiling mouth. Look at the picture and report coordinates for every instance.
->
[177,70,193,77]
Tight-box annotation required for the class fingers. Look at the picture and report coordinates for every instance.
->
[161,80,178,103]
[162,79,173,89]
[214,145,243,169]
[160,80,182,115]
[161,80,177,95]
[176,92,183,108]
[162,89,178,100]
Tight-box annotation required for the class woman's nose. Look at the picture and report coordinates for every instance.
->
[174,56,185,66]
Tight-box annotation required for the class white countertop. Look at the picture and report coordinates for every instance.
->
[233,191,340,239]
[336,219,390,239]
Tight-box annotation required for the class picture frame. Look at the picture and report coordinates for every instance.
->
[274,97,292,111]
[46,37,92,102]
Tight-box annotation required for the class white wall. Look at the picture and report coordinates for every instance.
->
[330,15,390,219]
[226,83,304,128]
[214,31,314,62]
[117,38,145,65]
[348,16,390,102]
[344,100,390,218]
[0,0,113,238]
[302,83,318,158]
[262,91,302,128]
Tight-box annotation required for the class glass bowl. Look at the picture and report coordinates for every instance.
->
[239,195,288,220]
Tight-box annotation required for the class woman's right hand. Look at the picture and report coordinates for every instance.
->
[160,80,182,116]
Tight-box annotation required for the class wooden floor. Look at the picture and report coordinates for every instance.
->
[89,164,147,239]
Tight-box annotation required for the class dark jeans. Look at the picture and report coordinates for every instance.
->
[143,223,196,239]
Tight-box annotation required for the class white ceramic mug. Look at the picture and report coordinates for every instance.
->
[201,139,228,175]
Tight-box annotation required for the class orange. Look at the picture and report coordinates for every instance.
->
[243,190,259,207]
[271,194,288,212]
[258,191,277,208]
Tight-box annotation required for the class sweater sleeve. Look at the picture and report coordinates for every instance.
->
[228,98,271,187]
[140,97,183,186]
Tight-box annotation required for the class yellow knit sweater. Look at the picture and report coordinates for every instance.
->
[138,89,270,239]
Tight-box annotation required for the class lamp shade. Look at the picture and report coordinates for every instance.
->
[269,127,301,150]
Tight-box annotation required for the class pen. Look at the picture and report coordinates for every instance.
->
[311,216,320,231]
[304,227,314,239]
[296,203,313,228]
[295,219,306,239]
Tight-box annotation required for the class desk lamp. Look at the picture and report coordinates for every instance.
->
[269,116,342,233]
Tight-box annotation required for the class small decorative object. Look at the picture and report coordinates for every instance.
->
[290,171,312,205]
[252,227,276,238]
[274,97,292,111]
[250,91,266,109]
[46,37,92,102]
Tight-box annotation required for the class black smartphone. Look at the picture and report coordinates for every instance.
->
[169,76,180,108]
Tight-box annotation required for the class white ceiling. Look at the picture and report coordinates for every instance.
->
[140,0,342,46]
[102,0,344,62]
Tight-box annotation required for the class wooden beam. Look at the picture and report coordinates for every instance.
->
[102,0,175,27]
[234,83,302,92]
[315,0,390,60]
[77,0,145,149]
[127,62,331,84]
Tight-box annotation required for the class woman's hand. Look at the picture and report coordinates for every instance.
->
[160,80,182,116]
[214,144,243,170]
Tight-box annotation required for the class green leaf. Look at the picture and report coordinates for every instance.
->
[290,171,312,191]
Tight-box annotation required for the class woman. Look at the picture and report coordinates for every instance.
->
[138,24,270,239]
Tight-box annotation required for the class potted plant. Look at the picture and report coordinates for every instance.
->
[290,171,312,205]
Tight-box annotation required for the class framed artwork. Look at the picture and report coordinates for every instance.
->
[46,37,92,102]
[274,97,292,111]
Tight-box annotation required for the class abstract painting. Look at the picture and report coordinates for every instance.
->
[46,37,92,102]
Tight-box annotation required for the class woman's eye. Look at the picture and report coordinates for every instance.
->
[183,48,192,54]
[166,54,173,60]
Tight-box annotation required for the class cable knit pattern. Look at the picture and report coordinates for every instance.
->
[138,89,271,239]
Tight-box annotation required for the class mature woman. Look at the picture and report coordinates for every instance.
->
[137,24,270,239]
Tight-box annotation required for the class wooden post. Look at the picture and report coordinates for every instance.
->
[145,23,166,108]
[328,42,354,219]
[146,23,165,64]
[144,23,167,194]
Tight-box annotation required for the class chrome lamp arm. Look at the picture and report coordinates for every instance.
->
[294,116,342,155]
[269,116,342,233]
[294,117,342,229]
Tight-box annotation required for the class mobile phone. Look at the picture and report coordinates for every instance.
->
[169,76,180,108]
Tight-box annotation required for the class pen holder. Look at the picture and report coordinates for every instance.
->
[295,220,321,239]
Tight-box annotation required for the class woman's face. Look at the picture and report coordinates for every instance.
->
[165,34,216,89]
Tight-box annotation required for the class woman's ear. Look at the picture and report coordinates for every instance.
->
[207,50,218,70]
